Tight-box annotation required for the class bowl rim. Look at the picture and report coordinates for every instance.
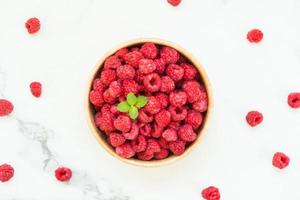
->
[85,38,213,167]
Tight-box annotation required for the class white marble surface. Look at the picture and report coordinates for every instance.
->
[0,0,300,199]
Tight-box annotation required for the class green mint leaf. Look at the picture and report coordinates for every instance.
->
[129,106,138,120]
[136,96,148,108]
[117,101,130,112]
[126,92,137,106]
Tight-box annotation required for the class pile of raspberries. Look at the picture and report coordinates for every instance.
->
[89,42,208,160]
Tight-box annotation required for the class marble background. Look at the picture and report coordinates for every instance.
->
[0,0,300,199]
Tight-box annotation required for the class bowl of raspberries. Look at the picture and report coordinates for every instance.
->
[86,38,212,167]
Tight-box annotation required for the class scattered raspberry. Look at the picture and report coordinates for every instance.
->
[124,51,143,67]
[162,129,178,142]
[123,79,139,95]
[25,17,40,34]
[115,48,129,59]
[247,29,263,43]
[151,123,163,138]
[137,149,154,161]
[0,99,14,117]
[109,133,126,147]
[167,0,182,6]
[160,76,175,93]
[246,111,263,127]
[154,58,166,74]
[169,106,187,121]
[166,64,184,82]
[93,78,106,92]
[55,167,72,182]
[160,46,179,64]
[0,164,14,182]
[89,90,104,106]
[114,115,132,132]
[103,89,116,104]
[104,55,121,69]
[116,143,135,158]
[139,123,152,137]
[138,59,157,74]
[154,149,169,160]
[100,69,117,86]
[131,135,147,152]
[186,110,203,129]
[182,80,203,103]
[123,122,139,140]
[145,96,161,114]
[181,63,197,80]
[168,122,181,131]
[29,82,42,97]
[178,124,197,142]
[147,139,161,153]
[193,98,208,113]
[116,65,135,80]
[140,42,158,59]
[169,140,186,156]
[143,73,161,92]
[288,92,300,109]
[272,152,290,169]
[155,93,169,108]
[155,109,171,127]
[169,91,187,107]
[201,186,220,200]
[137,108,154,123]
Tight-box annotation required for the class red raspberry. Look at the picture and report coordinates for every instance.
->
[108,81,123,98]
[162,129,178,142]
[201,186,221,200]
[246,111,263,127]
[101,104,111,114]
[145,96,161,114]
[125,51,143,67]
[182,80,203,103]
[169,140,186,156]
[193,98,208,113]
[186,110,203,129]
[181,63,197,80]
[288,92,300,109]
[160,76,175,93]
[114,115,132,132]
[137,149,154,161]
[93,78,106,92]
[135,70,145,84]
[154,149,169,160]
[25,17,40,34]
[168,122,181,131]
[140,42,158,59]
[130,47,140,52]
[155,109,171,127]
[55,167,72,182]
[155,93,169,108]
[95,112,115,133]
[178,124,197,142]
[166,64,184,82]
[89,90,104,106]
[160,46,179,64]
[100,69,117,86]
[0,99,14,117]
[110,104,121,116]
[139,123,152,137]
[131,135,147,152]
[272,152,290,169]
[169,106,187,121]
[178,55,187,63]
[123,122,139,140]
[116,65,135,80]
[0,164,14,182]
[151,123,163,138]
[169,91,187,107]
[104,55,121,69]
[167,0,182,6]
[123,79,139,95]
[158,137,169,149]
[116,143,135,158]
[147,139,161,153]
[109,133,126,147]
[30,82,42,97]
[137,108,153,123]
[115,48,129,59]
[143,73,161,92]
[103,89,116,104]
[139,59,157,74]
[247,29,263,43]
[154,58,166,74]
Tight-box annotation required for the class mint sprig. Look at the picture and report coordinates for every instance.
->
[117,93,148,120]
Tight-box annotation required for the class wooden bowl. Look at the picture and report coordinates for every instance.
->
[85,38,213,167]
